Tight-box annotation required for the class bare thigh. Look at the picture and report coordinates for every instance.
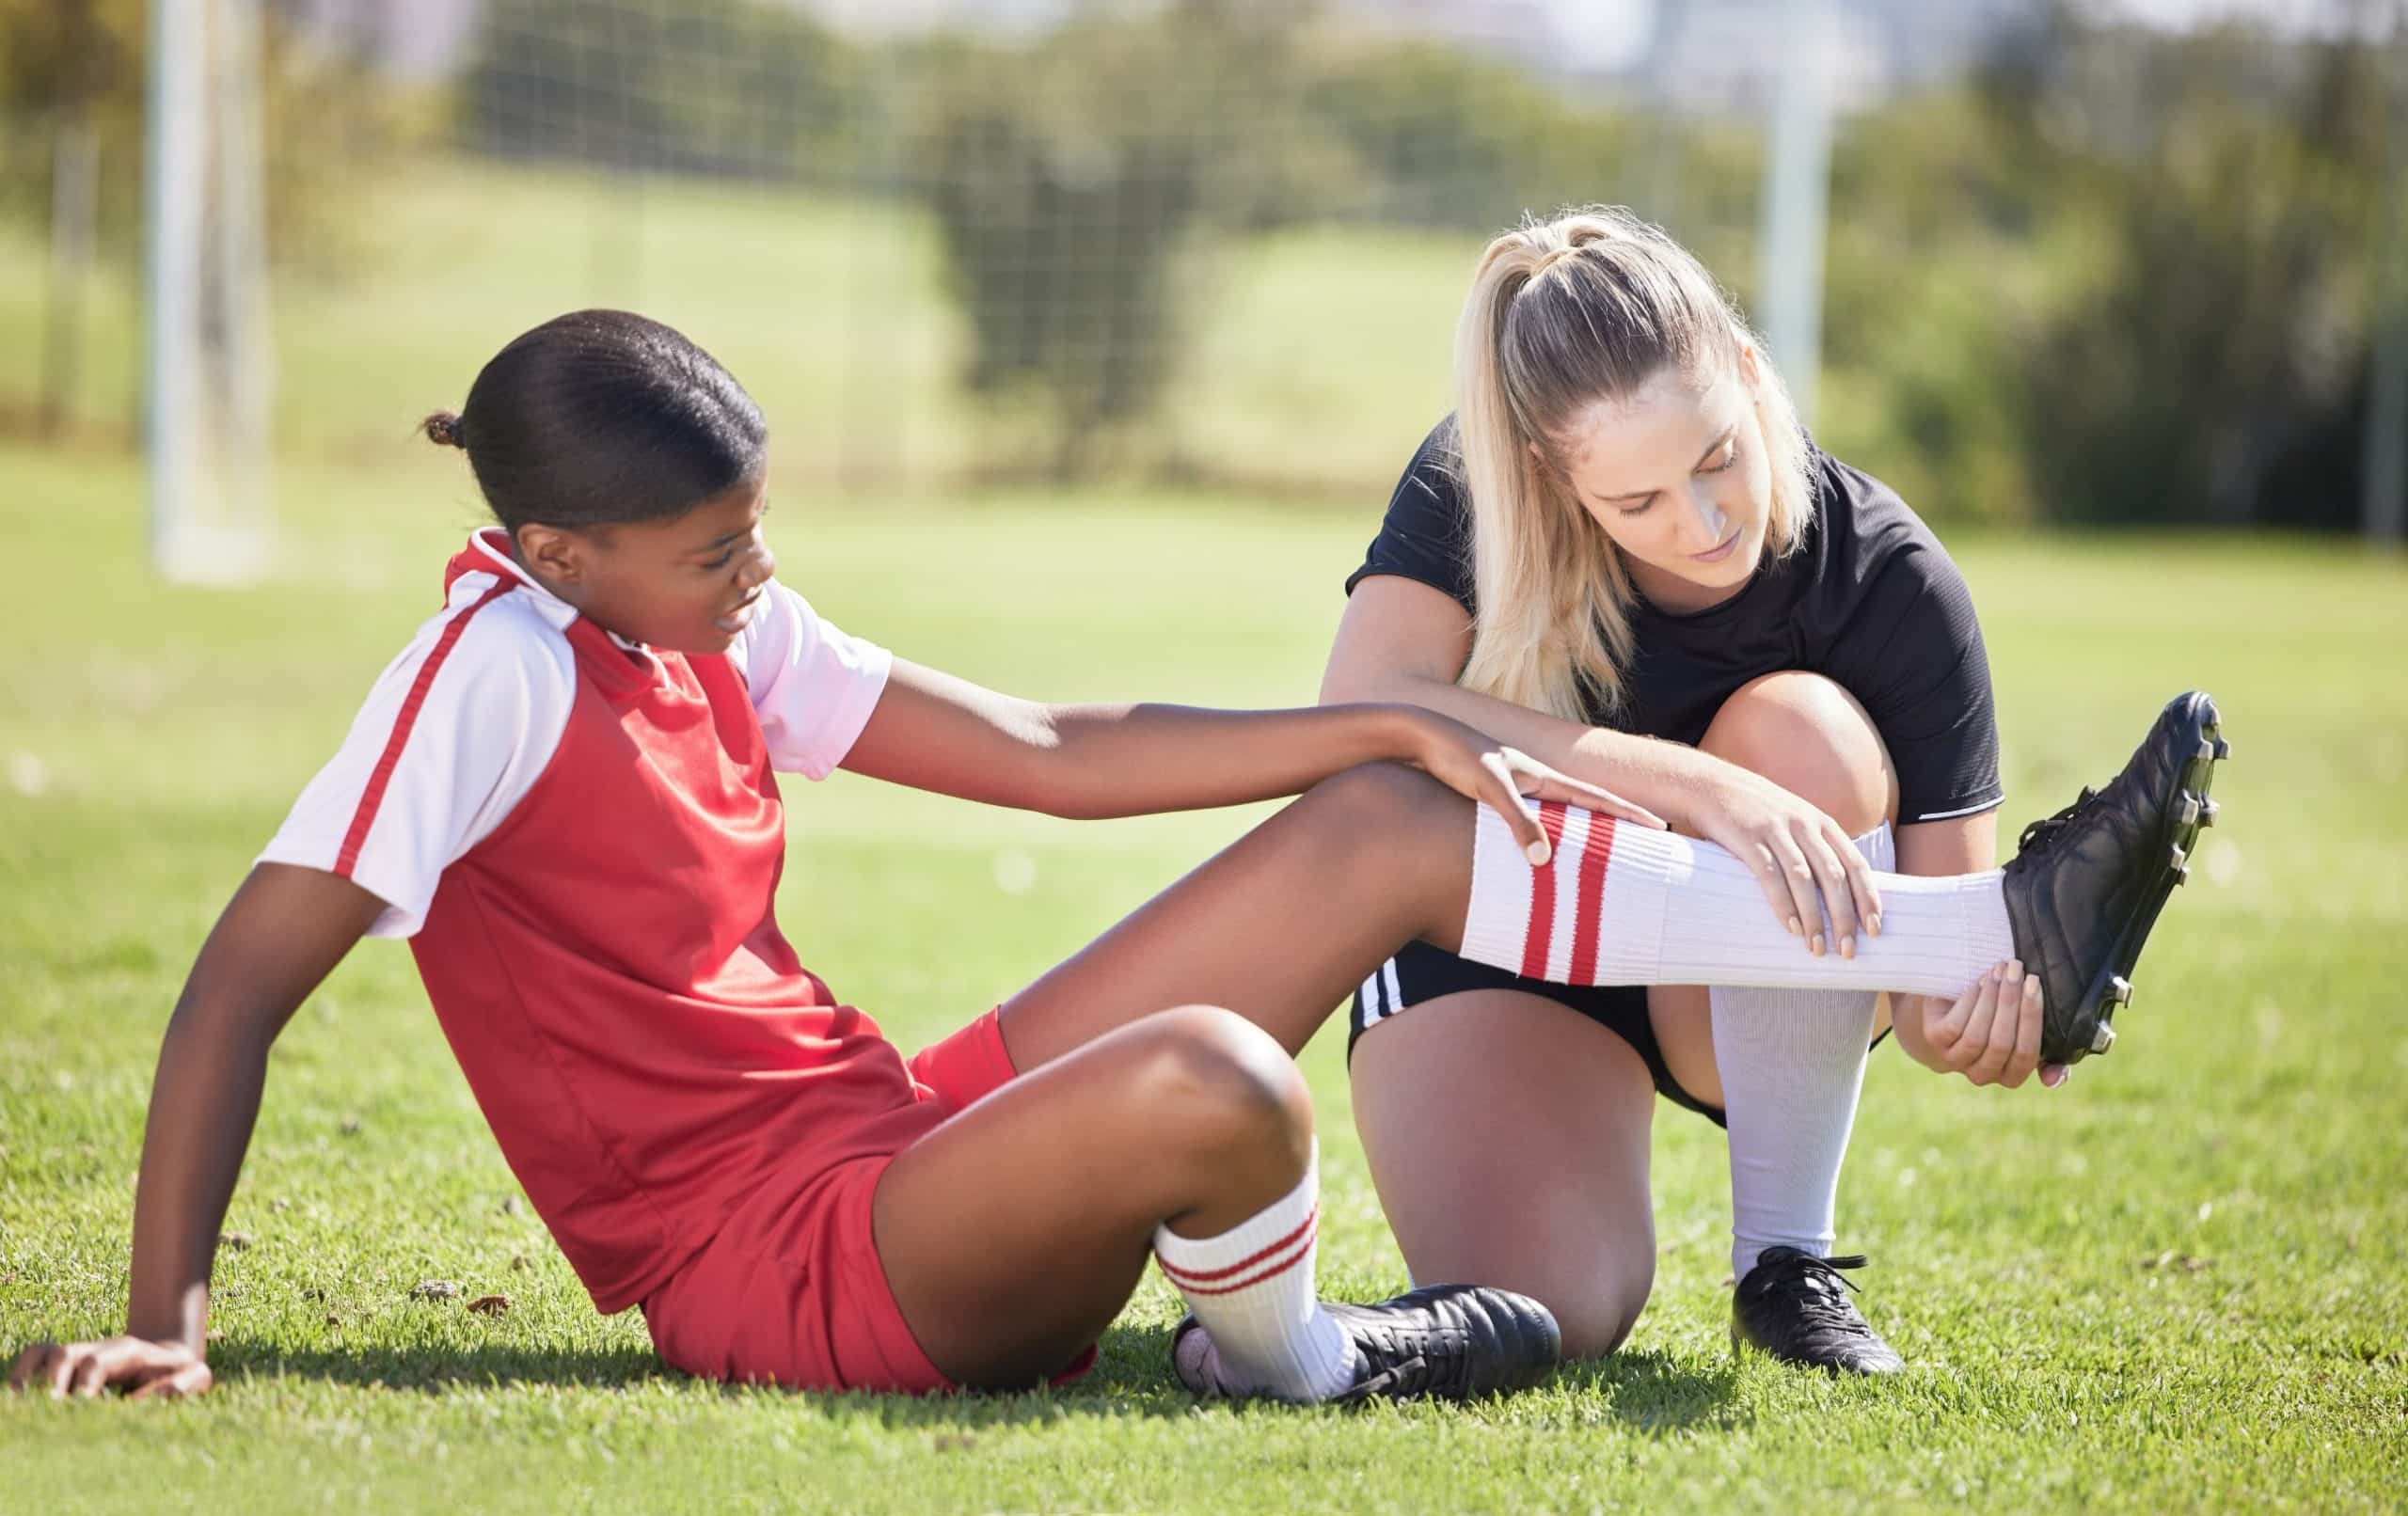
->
[1350,989,1658,1360]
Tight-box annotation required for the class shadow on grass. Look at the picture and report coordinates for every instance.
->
[1554,1349,1746,1433]
[210,1325,1212,1427]
[212,1326,1747,1434]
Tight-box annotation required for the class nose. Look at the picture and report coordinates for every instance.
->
[1683,486,1730,550]
[740,541,776,589]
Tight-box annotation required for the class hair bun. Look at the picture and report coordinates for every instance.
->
[422,410,468,449]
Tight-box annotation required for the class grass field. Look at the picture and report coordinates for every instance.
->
[3,420,2406,1512]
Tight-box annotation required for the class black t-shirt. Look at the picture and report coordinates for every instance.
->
[1347,418,2004,827]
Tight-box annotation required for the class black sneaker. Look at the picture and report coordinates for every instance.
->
[2003,690,2228,1066]
[1170,1283,1561,1403]
[1731,1247,1904,1375]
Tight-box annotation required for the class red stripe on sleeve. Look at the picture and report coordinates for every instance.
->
[1518,801,1567,980]
[1566,812,1618,986]
[334,581,516,879]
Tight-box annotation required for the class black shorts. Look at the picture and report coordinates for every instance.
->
[1347,940,1729,1127]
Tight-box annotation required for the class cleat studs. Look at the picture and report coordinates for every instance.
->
[2170,843,2188,869]
[2109,976,2132,1006]
[2091,1022,2117,1055]
[2178,795,2201,826]
[2176,864,2191,887]
[2201,798,2219,827]
[2195,740,2216,763]
[2213,738,2230,760]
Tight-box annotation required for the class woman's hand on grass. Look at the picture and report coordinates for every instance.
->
[9,1334,213,1399]
[1402,712,1668,866]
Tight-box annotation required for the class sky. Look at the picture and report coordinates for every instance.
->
[1532,0,2389,71]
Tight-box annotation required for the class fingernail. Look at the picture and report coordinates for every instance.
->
[1811,933,1825,956]
[2041,1066,2066,1088]
[1867,913,1881,936]
[1840,936,1856,959]
[1786,916,1802,937]
[1525,840,1549,866]
[2007,958,2022,978]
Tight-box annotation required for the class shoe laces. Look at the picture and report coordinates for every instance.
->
[2018,785,2099,855]
[1751,1252,1879,1340]
[1335,1325,1472,1402]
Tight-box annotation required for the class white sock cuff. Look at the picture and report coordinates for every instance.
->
[1153,1143,1320,1296]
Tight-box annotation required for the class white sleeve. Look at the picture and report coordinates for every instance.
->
[258,591,576,938]
[729,580,894,779]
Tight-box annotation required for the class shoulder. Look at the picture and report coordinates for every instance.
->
[408,573,579,701]
[1395,415,1466,513]
[358,573,579,747]
[1806,451,1965,601]
[726,579,881,678]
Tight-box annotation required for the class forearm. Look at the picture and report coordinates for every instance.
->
[1031,702,1426,818]
[122,1002,276,1348]
[1322,668,1726,824]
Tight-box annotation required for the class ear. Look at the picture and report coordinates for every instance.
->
[1735,340,1765,389]
[514,523,588,586]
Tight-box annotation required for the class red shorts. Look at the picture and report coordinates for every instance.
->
[642,1152,954,1394]
[639,1012,1093,1395]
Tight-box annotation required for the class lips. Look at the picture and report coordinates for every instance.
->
[1691,527,1744,563]
[714,592,763,634]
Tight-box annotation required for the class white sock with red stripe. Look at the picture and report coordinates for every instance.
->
[1714,824,1894,1283]
[1153,1144,1357,1401]
[1459,801,2014,998]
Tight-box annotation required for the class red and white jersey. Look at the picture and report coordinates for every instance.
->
[261,529,947,1313]
[263,529,890,938]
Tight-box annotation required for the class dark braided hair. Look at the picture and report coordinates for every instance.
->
[422,310,766,533]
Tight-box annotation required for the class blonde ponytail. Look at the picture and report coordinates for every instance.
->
[1451,208,1814,720]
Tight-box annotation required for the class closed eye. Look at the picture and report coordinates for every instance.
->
[1700,439,1740,475]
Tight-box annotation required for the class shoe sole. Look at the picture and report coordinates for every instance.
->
[2059,691,2227,1062]
[1729,1319,1905,1376]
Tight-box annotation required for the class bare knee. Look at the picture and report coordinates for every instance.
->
[1546,1259,1656,1361]
[1296,761,1463,844]
[1127,1005,1314,1185]
[1701,671,1896,836]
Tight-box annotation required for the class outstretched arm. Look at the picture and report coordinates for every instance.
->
[837,658,1665,861]
[8,864,385,1398]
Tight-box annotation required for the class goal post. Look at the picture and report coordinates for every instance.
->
[144,0,275,586]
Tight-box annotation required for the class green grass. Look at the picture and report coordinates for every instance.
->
[3,431,2406,1512]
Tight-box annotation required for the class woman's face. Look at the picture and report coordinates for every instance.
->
[1547,357,1775,614]
[517,476,778,655]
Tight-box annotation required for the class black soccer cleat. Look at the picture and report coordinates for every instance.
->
[2002,690,2228,1066]
[1170,1283,1562,1403]
[1731,1247,1904,1375]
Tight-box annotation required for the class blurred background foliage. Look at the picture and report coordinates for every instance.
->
[0,0,2398,528]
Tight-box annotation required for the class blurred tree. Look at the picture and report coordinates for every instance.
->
[1981,8,2387,529]
[904,1,1327,479]
[459,0,861,182]
[1295,39,1642,231]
